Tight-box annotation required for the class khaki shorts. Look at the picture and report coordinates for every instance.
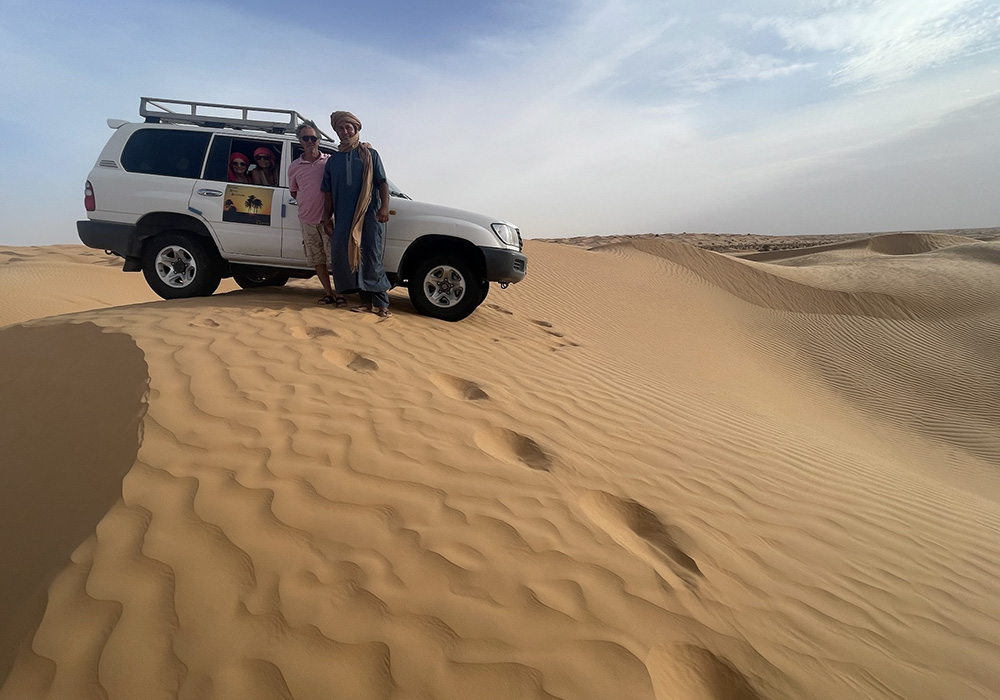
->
[301,222,331,267]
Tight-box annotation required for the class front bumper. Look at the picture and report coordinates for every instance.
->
[480,246,527,283]
[77,220,137,257]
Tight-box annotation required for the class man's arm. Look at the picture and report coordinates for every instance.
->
[322,192,334,233]
[377,181,390,223]
[320,161,334,233]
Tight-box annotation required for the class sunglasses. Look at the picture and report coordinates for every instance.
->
[231,160,247,167]
[300,135,318,143]
[255,155,271,161]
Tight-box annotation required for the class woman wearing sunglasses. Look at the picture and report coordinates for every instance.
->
[250,146,279,186]
[228,152,252,183]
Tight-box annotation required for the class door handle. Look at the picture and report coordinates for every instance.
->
[197,188,224,197]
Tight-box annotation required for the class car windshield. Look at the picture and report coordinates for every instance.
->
[387,179,410,199]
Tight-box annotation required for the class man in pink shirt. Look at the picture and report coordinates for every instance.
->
[288,121,341,305]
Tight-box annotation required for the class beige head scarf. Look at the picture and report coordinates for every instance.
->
[331,111,372,272]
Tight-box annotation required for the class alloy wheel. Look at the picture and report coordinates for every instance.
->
[154,245,197,288]
[423,264,467,307]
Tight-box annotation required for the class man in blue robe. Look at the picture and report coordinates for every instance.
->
[321,111,392,317]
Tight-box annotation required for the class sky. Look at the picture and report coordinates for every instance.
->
[1,0,998,245]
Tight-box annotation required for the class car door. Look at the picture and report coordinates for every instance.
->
[279,186,307,262]
[280,142,308,262]
[189,134,284,258]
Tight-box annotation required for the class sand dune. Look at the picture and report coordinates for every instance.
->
[0,246,238,328]
[1,236,999,699]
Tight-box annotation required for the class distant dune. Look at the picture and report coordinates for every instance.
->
[541,226,1000,254]
[2,234,999,699]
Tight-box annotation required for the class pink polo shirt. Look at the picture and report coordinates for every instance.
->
[288,153,330,224]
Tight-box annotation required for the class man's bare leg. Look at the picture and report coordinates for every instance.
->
[315,264,334,298]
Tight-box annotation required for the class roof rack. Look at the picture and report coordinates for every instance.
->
[139,97,334,141]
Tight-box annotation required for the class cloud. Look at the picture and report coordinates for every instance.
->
[654,45,816,94]
[750,0,1000,88]
[699,94,1000,234]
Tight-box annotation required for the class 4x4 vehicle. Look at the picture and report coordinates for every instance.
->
[77,98,527,321]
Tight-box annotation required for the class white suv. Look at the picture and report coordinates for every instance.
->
[78,98,527,321]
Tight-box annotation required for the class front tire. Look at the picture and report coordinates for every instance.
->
[408,254,484,322]
[142,231,222,299]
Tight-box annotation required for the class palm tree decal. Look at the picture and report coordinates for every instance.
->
[244,194,263,214]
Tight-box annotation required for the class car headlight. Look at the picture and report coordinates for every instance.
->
[491,223,520,247]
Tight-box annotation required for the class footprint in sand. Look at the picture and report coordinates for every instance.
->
[429,373,489,401]
[309,327,339,338]
[474,427,552,471]
[580,491,702,588]
[249,308,282,319]
[322,348,379,373]
[646,644,761,700]
[533,319,570,341]
[486,303,514,315]
[201,318,220,328]
[290,326,340,341]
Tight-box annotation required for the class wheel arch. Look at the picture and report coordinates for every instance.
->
[134,212,227,272]
[397,235,485,286]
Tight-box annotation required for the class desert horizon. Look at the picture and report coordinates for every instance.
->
[2,230,999,699]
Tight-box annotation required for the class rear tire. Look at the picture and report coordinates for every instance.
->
[408,254,483,322]
[141,231,222,299]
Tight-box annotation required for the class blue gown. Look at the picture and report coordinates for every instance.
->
[321,148,390,295]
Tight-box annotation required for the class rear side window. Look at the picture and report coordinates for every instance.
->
[121,129,211,179]
[205,135,283,186]
[204,136,234,181]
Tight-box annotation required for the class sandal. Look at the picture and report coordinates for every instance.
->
[375,307,393,318]
[317,295,336,305]
[334,295,348,308]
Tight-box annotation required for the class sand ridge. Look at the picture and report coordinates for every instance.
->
[2,236,999,699]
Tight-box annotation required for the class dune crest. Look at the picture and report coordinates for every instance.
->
[599,238,921,318]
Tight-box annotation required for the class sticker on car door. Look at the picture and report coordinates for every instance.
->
[222,185,274,226]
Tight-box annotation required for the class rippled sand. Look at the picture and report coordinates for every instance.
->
[2,235,998,699]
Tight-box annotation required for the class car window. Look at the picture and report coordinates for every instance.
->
[204,136,235,181]
[121,129,211,179]
[204,136,283,185]
[288,144,409,198]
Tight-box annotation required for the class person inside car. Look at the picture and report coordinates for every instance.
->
[250,146,278,186]
[228,152,251,183]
